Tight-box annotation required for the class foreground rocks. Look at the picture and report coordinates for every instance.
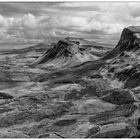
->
[100,89,138,105]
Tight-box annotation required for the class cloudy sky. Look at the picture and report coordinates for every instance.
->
[0,2,140,45]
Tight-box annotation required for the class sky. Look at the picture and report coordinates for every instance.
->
[0,2,140,45]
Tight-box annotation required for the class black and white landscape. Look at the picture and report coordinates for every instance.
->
[0,2,140,138]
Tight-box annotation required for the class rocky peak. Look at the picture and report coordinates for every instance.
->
[103,26,140,60]
[49,38,80,58]
[31,38,88,66]
[115,26,140,51]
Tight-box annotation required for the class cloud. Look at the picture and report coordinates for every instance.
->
[0,15,14,29]
[0,13,43,43]
[20,13,38,29]
[0,2,140,45]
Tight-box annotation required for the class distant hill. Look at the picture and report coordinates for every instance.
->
[31,37,110,68]
[0,43,51,55]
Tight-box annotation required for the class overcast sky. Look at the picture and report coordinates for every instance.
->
[0,2,140,45]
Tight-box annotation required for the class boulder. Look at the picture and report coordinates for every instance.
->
[100,89,138,105]
[90,123,130,138]
[89,104,138,125]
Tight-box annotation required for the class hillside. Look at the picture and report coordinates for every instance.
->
[31,37,110,69]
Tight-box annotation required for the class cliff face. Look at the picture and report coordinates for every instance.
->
[103,26,140,60]
[103,26,140,88]
[115,26,140,51]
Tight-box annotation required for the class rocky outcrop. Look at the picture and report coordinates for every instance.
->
[115,26,140,51]
[103,26,140,60]
[90,123,130,138]
[103,26,140,89]
[100,89,138,105]
[89,104,138,125]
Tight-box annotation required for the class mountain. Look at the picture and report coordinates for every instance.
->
[31,37,110,69]
[31,26,140,84]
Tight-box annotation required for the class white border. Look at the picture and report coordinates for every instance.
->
[0,0,140,2]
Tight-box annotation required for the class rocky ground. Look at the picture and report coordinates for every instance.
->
[0,27,140,138]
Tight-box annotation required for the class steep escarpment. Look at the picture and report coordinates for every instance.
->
[115,26,140,51]
[103,26,140,88]
[103,26,140,60]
